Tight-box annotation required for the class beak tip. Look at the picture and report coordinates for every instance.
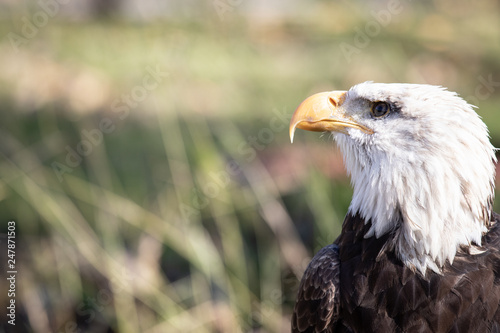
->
[289,125,296,143]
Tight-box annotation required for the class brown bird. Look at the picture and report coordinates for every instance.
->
[290,82,500,332]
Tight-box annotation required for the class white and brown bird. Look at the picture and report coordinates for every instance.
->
[290,82,500,332]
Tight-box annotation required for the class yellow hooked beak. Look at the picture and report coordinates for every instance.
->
[289,91,373,143]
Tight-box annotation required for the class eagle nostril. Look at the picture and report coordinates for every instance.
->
[329,97,337,107]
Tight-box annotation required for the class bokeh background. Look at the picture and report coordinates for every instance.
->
[1,1,500,332]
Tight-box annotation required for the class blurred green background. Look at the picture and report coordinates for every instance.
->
[1,1,500,332]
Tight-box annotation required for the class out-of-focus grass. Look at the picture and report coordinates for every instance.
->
[1,2,500,332]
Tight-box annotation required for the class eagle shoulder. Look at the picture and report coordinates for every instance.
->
[292,244,341,333]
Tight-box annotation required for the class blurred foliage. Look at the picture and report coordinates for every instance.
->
[1,1,500,332]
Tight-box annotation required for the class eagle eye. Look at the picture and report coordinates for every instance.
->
[371,101,391,118]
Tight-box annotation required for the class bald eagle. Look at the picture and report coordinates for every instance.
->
[290,82,500,332]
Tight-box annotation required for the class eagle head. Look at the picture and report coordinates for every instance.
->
[290,82,497,274]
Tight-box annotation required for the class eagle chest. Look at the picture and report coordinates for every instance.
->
[336,216,500,332]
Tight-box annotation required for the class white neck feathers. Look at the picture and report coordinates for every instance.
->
[336,84,496,275]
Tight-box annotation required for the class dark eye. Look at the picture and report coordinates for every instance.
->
[371,101,391,118]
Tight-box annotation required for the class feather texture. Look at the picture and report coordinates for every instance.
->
[291,82,499,332]
[292,213,500,332]
[335,82,496,274]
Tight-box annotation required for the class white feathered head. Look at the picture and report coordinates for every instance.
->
[290,82,497,274]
